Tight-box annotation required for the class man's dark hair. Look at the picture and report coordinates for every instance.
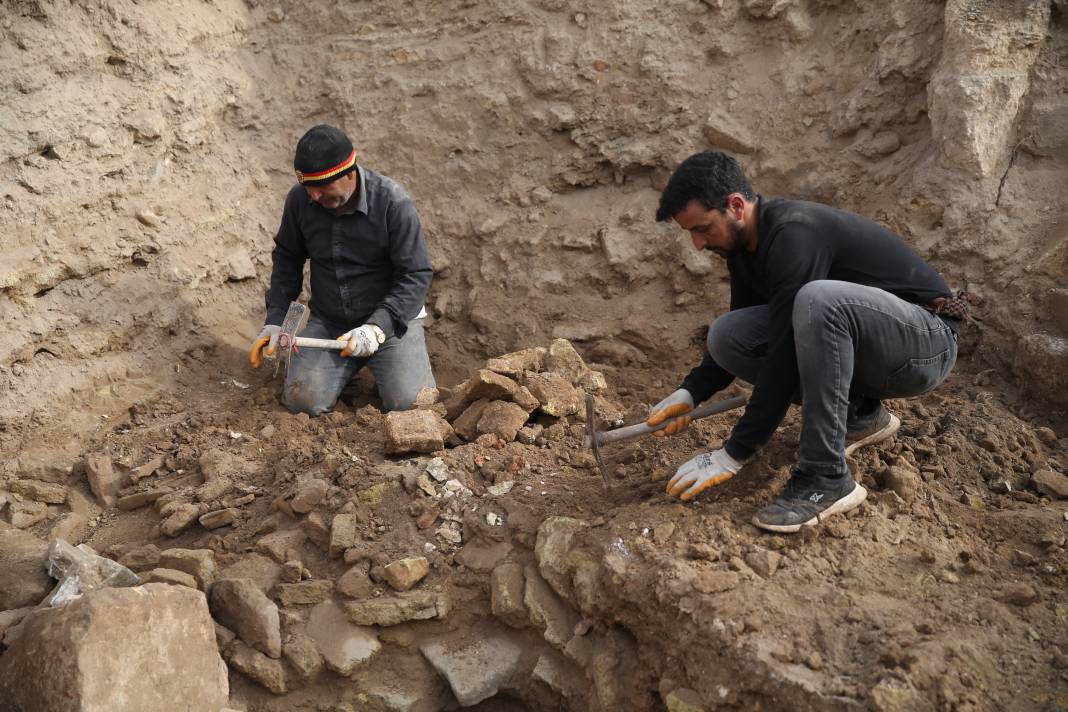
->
[655,150,754,222]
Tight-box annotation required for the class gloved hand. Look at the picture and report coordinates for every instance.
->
[647,388,695,437]
[338,324,385,358]
[666,448,743,501]
[249,325,280,369]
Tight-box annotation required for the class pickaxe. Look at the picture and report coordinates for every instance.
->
[585,393,748,487]
[271,301,346,376]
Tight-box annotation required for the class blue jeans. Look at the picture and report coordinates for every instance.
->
[282,314,436,416]
[708,280,958,477]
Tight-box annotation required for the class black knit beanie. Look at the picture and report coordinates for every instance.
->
[293,125,356,186]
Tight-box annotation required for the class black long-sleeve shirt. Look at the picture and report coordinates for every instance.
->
[679,196,952,460]
[264,166,432,340]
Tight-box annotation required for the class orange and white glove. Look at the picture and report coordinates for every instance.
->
[666,448,743,501]
[338,324,385,358]
[249,325,280,369]
[647,388,695,437]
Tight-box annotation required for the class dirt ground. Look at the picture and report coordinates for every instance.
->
[2,0,1068,711]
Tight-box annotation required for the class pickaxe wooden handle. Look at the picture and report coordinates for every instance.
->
[586,393,748,487]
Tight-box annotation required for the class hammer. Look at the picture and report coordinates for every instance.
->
[271,301,346,376]
[585,393,748,487]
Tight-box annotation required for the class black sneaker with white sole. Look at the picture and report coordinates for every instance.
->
[844,400,900,457]
[752,472,867,533]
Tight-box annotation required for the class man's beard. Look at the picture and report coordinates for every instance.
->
[707,219,747,258]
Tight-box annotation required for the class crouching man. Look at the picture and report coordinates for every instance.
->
[648,150,964,532]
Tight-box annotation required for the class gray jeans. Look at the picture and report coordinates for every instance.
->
[282,314,436,416]
[709,280,958,477]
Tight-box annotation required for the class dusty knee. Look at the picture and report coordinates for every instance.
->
[282,383,334,417]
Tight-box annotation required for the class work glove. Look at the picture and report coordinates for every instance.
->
[338,324,385,358]
[647,388,695,437]
[666,448,743,501]
[249,325,280,369]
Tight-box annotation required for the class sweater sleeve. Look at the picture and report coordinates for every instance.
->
[264,189,309,327]
[724,224,832,460]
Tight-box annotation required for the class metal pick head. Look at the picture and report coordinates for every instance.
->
[586,393,611,489]
[275,301,310,377]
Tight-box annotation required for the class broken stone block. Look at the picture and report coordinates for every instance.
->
[274,580,333,606]
[524,564,580,650]
[467,369,521,401]
[118,544,160,572]
[227,640,287,694]
[545,338,588,385]
[116,488,169,511]
[0,528,51,609]
[84,452,123,506]
[280,560,302,583]
[159,548,216,591]
[419,630,524,706]
[211,578,282,658]
[5,500,47,529]
[291,478,329,513]
[512,385,541,412]
[535,517,587,598]
[456,540,513,573]
[195,477,232,503]
[491,562,528,628]
[199,448,243,482]
[10,480,67,504]
[485,347,546,376]
[663,686,708,712]
[144,568,198,588]
[532,649,586,701]
[454,399,491,441]
[477,401,531,442]
[217,555,283,596]
[744,549,782,579]
[382,557,430,591]
[302,511,331,549]
[161,503,201,536]
[48,513,88,545]
[876,466,921,500]
[525,372,583,417]
[1032,469,1068,500]
[256,528,307,563]
[330,513,357,557]
[306,600,381,675]
[336,564,374,599]
[199,508,238,529]
[384,409,451,454]
[443,380,473,420]
[343,591,450,626]
[283,632,324,684]
[578,370,607,394]
[0,584,228,710]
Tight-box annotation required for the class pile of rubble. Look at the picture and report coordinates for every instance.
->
[0,339,644,710]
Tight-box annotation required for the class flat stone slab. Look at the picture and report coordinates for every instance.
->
[305,600,380,675]
[419,630,524,706]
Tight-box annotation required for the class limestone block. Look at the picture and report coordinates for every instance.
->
[306,600,381,675]
[490,562,528,628]
[84,452,123,506]
[273,580,333,606]
[477,401,531,443]
[420,631,524,706]
[0,584,228,711]
[343,591,450,626]
[384,410,451,454]
[0,528,51,609]
[159,548,216,591]
[210,578,282,658]
[545,338,588,385]
[256,529,307,563]
[227,641,287,695]
[485,347,545,376]
[525,372,583,417]
[382,557,430,592]
[466,369,520,401]
[453,399,491,441]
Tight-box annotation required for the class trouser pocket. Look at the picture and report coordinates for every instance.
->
[882,346,955,397]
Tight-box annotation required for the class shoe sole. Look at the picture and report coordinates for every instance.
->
[844,413,901,457]
[752,483,868,534]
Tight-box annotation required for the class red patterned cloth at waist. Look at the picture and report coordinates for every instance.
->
[923,291,975,322]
